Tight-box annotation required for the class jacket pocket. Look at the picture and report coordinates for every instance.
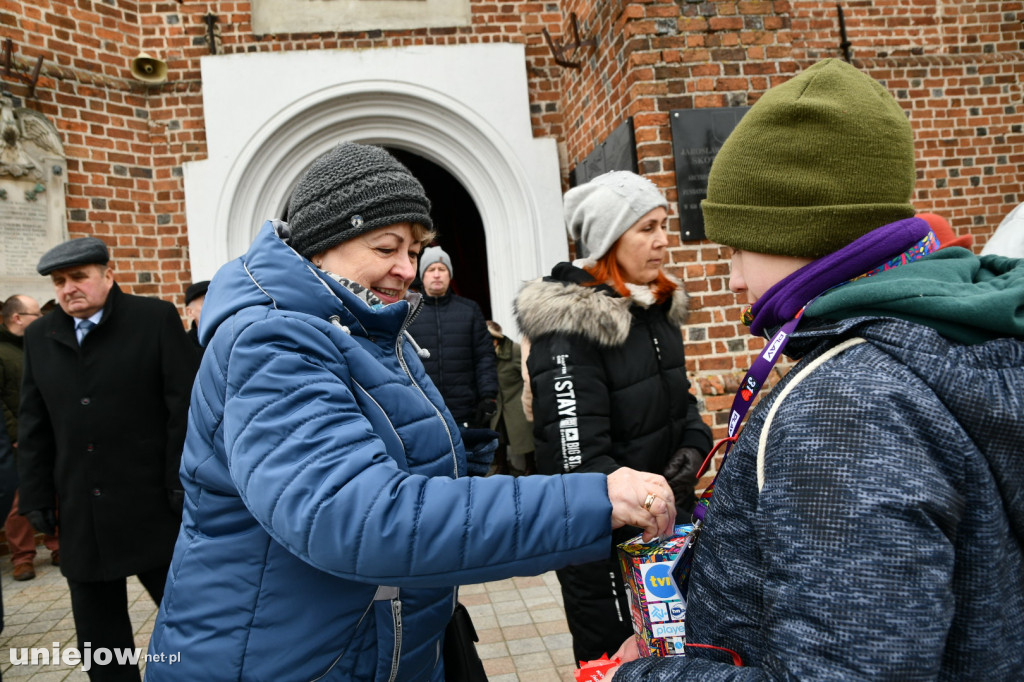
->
[308,588,378,681]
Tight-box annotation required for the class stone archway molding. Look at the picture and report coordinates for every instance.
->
[184,43,568,336]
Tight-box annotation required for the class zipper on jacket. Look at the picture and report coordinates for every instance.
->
[387,599,403,682]
[649,327,682,439]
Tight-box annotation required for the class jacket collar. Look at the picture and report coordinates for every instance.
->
[494,335,514,361]
[421,290,452,306]
[514,261,689,347]
[43,283,122,350]
[201,221,420,345]
[805,249,1024,345]
[0,325,22,349]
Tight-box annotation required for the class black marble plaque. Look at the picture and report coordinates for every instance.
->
[569,117,638,187]
[670,107,749,241]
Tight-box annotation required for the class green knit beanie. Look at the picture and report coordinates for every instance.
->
[702,59,916,258]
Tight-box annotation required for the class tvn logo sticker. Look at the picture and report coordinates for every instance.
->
[639,562,681,602]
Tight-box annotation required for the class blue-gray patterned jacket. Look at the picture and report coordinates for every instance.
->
[619,252,1024,680]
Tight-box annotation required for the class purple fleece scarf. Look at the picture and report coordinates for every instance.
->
[746,217,933,336]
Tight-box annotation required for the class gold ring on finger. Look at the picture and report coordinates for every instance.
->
[643,493,656,512]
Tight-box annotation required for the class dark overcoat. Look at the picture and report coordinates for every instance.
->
[17,283,197,581]
[407,290,498,424]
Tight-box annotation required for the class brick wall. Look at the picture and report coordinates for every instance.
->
[2,0,571,300]
[552,0,1023,441]
[2,0,1021,448]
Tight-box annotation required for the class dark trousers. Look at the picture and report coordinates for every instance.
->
[67,564,170,682]
[557,553,635,665]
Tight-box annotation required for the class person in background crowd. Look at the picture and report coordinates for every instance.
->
[515,170,713,664]
[0,427,17,634]
[982,201,1024,258]
[145,142,678,681]
[916,212,974,251]
[407,245,499,429]
[18,237,197,682]
[40,299,57,315]
[183,280,209,355]
[0,294,58,581]
[612,58,1024,681]
[485,320,535,476]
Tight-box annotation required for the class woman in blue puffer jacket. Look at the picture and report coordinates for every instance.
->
[145,143,676,682]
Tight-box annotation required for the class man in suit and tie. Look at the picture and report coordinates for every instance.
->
[18,237,197,681]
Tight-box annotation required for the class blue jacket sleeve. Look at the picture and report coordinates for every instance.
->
[221,315,613,588]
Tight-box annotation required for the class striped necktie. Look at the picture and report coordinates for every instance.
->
[76,318,95,345]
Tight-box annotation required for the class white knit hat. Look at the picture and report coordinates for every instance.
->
[419,245,453,279]
[563,171,668,259]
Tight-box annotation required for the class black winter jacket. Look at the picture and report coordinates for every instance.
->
[18,284,197,581]
[516,263,712,490]
[407,290,498,424]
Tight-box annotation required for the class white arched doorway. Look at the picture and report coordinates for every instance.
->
[183,43,567,335]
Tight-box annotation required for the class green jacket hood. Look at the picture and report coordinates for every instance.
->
[806,248,1024,344]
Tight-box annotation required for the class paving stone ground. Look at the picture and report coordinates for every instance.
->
[0,550,578,681]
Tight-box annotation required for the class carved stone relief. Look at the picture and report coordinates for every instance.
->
[0,94,68,305]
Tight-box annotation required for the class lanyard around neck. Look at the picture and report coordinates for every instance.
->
[692,307,806,522]
[692,228,939,522]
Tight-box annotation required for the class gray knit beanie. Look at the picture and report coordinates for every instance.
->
[419,245,453,280]
[564,171,668,260]
[287,143,433,259]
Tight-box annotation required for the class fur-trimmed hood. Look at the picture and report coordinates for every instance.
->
[514,261,689,347]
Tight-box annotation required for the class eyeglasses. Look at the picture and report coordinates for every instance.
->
[18,312,43,318]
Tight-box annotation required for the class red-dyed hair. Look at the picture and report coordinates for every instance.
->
[582,243,677,304]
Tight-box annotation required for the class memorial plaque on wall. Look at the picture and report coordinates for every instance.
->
[670,107,749,241]
[569,117,638,188]
[0,95,69,305]
[251,0,471,35]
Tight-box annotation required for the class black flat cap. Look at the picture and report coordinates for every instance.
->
[184,280,210,306]
[37,237,110,276]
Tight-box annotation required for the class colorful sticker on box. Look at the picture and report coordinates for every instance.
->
[640,562,681,602]
[652,621,686,639]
